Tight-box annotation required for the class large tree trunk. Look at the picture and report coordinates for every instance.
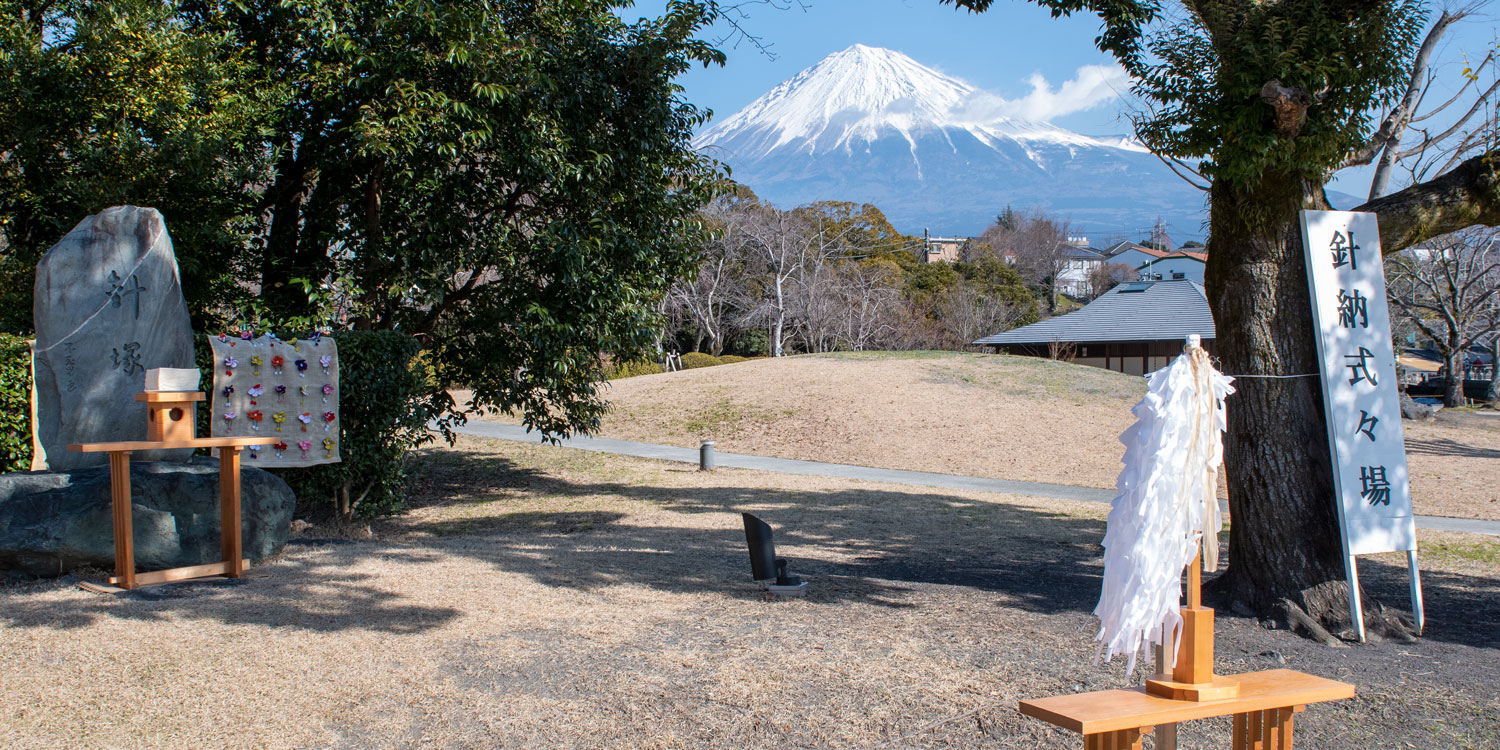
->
[1489,337,1499,405]
[260,145,309,316]
[1443,338,1464,408]
[1203,173,1373,641]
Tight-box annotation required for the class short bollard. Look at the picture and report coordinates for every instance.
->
[699,440,716,471]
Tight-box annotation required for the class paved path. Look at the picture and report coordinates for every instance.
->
[450,421,1500,537]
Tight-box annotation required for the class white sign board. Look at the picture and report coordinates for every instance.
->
[1300,209,1422,638]
[1300,210,1418,554]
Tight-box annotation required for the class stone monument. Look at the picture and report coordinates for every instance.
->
[31,206,196,470]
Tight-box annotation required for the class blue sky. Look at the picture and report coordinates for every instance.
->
[623,0,1500,202]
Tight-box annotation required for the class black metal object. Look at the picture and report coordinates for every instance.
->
[741,512,800,585]
[742,513,777,581]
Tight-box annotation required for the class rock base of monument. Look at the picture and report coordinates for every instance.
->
[0,457,295,580]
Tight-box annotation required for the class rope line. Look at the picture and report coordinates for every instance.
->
[1223,373,1320,379]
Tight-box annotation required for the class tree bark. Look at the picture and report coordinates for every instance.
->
[1203,172,1357,635]
[261,144,310,316]
[1358,150,1500,252]
[1444,335,1464,408]
[1490,336,1499,405]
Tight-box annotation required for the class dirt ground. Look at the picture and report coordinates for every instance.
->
[3,436,1496,749]
[466,351,1500,520]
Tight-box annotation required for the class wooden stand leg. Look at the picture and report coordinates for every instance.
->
[1083,728,1142,750]
[1153,628,1178,750]
[219,446,243,578]
[1232,707,1295,750]
[109,451,136,590]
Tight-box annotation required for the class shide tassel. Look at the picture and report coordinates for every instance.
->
[1093,336,1234,673]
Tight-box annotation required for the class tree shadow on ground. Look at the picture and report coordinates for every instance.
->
[403,449,1500,651]
[1349,549,1500,650]
[0,543,463,634]
[1404,436,1500,459]
[394,449,1109,614]
[8,446,1496,652]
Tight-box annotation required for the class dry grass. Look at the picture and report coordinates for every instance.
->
[2,435,1497,749]
[463,352,1500,520]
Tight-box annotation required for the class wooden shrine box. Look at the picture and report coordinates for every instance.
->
[138,390,203,442]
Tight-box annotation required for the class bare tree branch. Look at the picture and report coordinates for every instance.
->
[707,0,811,61]
[1343,11,1461,175]
[1154,151,1211,192]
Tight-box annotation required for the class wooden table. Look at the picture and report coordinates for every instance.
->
[1020,669,1354,750]
[68,436,280,589]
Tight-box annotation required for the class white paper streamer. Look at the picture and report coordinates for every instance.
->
[1093,337,1234,672]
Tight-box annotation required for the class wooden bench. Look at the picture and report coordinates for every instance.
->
[1020,668,1354,750]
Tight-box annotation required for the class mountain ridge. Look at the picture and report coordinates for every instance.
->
[695,45,1207,240]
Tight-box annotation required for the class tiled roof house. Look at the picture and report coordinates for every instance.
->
[973,278,1215,375]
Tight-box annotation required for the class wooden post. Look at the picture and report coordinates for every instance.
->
[109,451,136,590]
[1232,707,1296,750]
[1084,728,1143,750]
[1174,549,1213,685]
[1153,624,1178,750]
[1146,545,1239,701]
[219,446,243,578]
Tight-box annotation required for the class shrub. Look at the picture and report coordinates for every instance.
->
[0,334,33,473]
[607,358,664,379]
[717,355,747,364]
[724,329,768,358]
[274,331,446,517]
[680,352,722,369]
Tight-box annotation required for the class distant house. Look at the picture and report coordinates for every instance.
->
[1099,240,1156,268]
[1097,242,1206,284]
[973,278,1215,375]
[1056,245,1107,296]
[1135,250,1207,284]
[921,236,969,263]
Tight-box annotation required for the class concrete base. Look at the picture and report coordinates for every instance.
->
[766,581,809,597]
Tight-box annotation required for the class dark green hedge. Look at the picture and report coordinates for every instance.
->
[273,331,446,517]
[0,334,33,473]
[680,352,722,369]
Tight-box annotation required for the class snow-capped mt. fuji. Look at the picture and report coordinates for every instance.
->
[695,45,1205,236]
[699,44,1133,162]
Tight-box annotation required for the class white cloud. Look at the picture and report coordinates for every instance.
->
[955,64,1129,123]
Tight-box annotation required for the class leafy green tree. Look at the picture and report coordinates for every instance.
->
[0,0,278,332]
[945,0,1500,638]
[792,200,915,260]
[2,0,726,438]
[996,205,1019,232]
[903,260,961,306]
[959,256,1039,324]
[247,0,723,438]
